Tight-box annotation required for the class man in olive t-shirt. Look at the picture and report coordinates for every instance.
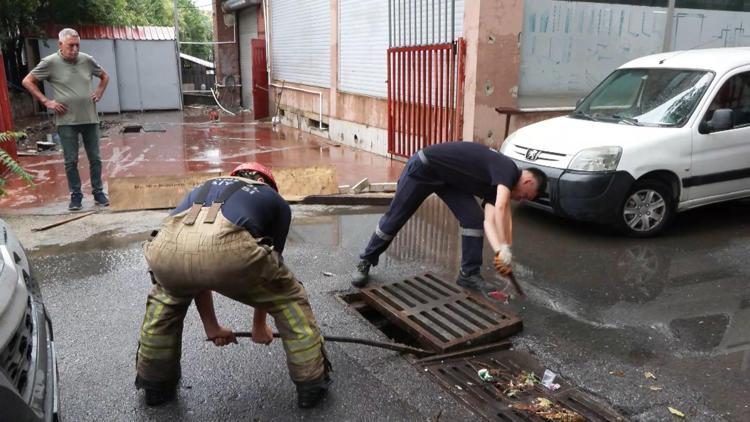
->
[22,28,111,211]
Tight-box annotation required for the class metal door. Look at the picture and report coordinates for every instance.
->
[387,0,465,158]
[115,40,143,111]
[135,41,181,110]
[251,39,269,119]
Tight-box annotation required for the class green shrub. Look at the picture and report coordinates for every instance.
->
[0,131,34,195]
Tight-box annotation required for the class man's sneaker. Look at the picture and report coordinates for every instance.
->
[351,259,372,288]
[296,373,332,408]
[68,193,83,211]
[93,192,110,206]
[456,271,495,295]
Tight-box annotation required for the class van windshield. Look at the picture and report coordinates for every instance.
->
[571,68,714,127]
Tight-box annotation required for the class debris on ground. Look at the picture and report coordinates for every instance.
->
[541,369,561,391]
[668,406,685,418]
[609,370,625,377]
[645,371,657,380]
[511,397,586,422]
[488,290,509,303]
[477,368,495,382]
[503,370,540,397]
[322,271,334,277]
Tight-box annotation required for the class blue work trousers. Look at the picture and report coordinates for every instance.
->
[360,151,485,275]
[58,123,103,195]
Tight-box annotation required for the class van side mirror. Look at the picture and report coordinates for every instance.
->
[699,108,734,134]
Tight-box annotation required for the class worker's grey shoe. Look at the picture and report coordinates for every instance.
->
[351,259,372,288]
[457,271,495,295]
[296,373,332,408]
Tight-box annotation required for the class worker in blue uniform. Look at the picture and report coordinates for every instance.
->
[351,141,547,292]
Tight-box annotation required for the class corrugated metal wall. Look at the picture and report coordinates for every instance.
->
[270,0,331,87]
[339,0,464,98]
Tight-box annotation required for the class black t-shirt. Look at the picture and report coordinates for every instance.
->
[422,141,520,204]
[173,178,292,254]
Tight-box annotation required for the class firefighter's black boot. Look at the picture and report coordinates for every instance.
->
[135,374,177,407]
[295,373,332,408]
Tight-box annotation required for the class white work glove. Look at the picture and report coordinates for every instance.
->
[493,244,513,276]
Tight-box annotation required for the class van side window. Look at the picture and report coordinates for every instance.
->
[704,72,750,130]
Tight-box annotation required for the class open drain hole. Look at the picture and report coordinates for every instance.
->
[339,292,423,350]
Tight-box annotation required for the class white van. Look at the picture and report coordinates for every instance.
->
[501,47,750,237]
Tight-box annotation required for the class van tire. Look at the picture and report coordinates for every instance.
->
[617,179,674,237]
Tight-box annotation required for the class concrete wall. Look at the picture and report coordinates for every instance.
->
[213,0,240,95]
[462,0,524,148]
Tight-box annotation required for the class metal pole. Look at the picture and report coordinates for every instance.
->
[172,0,184,110]
[662,0,676,52]
[451,0,455,43]
[389,0,392,48]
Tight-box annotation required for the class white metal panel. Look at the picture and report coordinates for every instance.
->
[519,0,666,106]
[239,7,259,109]
[339,0,464,98]
[38,39,121,113]
[115,40,143,111]
[270,0,331,87]
[135,41,181,110]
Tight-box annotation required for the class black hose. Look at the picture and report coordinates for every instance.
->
[209,331,434,357]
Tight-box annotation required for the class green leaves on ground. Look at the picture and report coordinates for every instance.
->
[0,131,34,196]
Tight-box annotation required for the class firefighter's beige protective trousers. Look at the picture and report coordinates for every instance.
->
[136,208,325,387]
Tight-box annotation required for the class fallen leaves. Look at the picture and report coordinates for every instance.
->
[502,370,540,398]
[511,397,585,422]
[668,406,685,418]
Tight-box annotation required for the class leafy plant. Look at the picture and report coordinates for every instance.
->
[0,131,33,195]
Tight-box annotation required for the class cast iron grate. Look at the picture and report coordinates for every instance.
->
[359,273,522,353]
[422,349,625,421]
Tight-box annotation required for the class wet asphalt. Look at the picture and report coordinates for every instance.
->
[10,198,750,421]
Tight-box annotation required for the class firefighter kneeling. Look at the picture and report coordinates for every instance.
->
[135,162,331,408]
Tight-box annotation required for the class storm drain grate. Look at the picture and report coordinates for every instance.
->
[360,273,522,353]
[422,349,625,421]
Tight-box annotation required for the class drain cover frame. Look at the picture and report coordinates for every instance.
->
[359,273,522,353]
[423,348,626,421]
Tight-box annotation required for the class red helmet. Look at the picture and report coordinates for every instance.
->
[230,162,278,191]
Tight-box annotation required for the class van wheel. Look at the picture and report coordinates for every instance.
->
[617,179,674,237]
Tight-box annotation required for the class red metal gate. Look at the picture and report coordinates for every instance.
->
[0,52,19,174]
[251,39,269,119]
[387,38,465,158]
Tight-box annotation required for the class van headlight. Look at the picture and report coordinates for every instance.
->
[568,146,622,172]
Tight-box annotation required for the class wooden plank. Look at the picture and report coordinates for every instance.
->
[108,166,339,211]
[31,211,96,232]
[274,165,339,197]
[109,173,219,211]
